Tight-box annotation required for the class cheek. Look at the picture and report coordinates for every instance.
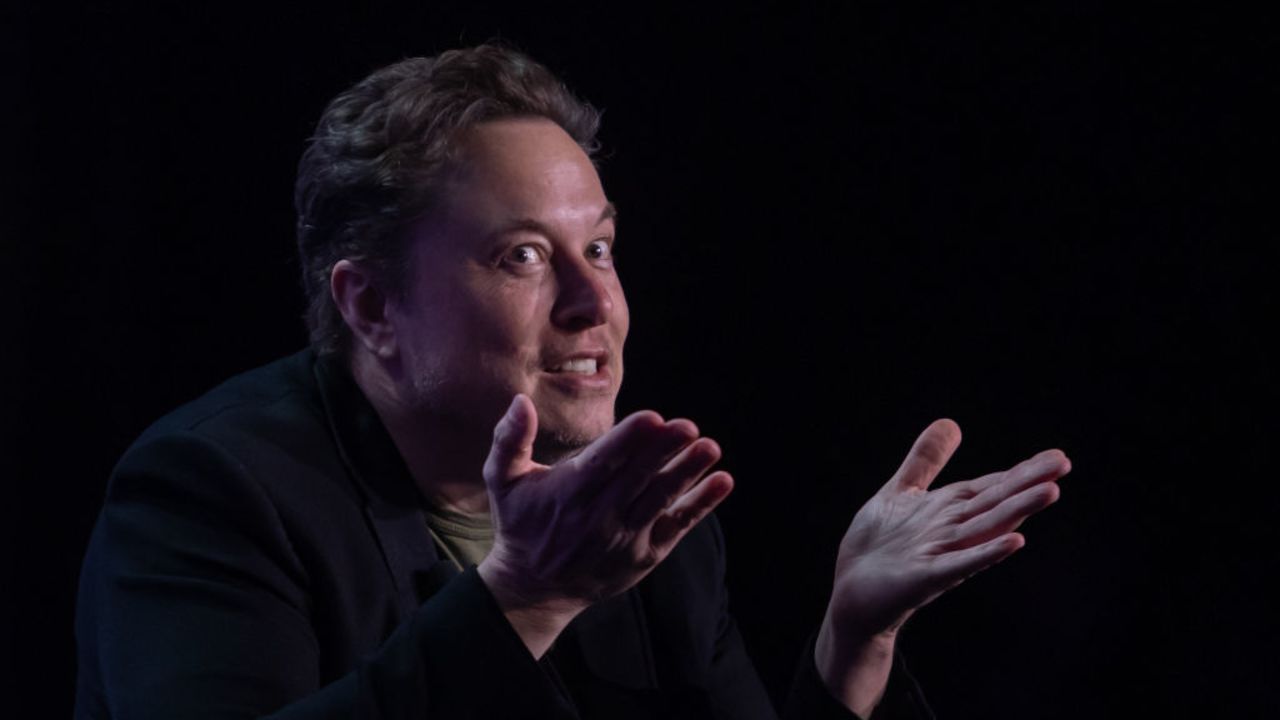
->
[613,282,631,341]
[610,284,630,383]
[471,281,548,356]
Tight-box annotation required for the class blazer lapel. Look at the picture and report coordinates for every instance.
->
[313,354,454,618]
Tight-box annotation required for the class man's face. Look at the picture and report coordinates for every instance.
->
[387,117,628,456]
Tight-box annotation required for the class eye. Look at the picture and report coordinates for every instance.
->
[585,239,613,264]
[503,244,545,267]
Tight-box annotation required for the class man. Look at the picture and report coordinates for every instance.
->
[76,44,1070,719]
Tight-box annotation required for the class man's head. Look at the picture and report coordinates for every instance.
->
[297,45,627,457]
[295,44,602,357]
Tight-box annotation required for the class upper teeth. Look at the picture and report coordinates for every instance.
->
[556,359,597,374]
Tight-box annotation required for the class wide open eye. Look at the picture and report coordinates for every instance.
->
[585,239,613,264]
[504,244,545,267]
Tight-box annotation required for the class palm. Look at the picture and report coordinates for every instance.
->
[480,395,735,611]
[825,419,1071,643]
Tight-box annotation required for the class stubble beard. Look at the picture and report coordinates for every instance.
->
[533,425,601,465]
[531,403,616,465]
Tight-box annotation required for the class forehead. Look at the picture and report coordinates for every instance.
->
[439,117,608,228]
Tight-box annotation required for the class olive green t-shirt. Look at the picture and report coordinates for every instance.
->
[423,505,494,571]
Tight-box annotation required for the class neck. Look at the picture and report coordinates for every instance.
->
[348,350,492,515]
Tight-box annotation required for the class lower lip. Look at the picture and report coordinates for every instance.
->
[543,367,613,395]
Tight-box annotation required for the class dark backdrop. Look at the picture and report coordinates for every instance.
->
[4,3,1275,717]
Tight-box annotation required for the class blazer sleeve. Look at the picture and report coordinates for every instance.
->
[75,430,576,720]
[782,633,936,720]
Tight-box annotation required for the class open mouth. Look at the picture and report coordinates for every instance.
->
[543,351,609,377]
[541,352,613,394]
[549,358,599,375]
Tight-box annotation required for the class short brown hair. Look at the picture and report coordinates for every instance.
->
[294,43,601,355]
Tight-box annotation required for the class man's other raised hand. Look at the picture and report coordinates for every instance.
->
[815,419,1071,716]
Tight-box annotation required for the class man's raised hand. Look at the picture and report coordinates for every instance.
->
[815,419,1071,716]
[476,394,734,658]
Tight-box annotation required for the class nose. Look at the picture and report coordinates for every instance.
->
[551,258,614,331]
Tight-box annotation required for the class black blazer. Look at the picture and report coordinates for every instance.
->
[75,351,930,719]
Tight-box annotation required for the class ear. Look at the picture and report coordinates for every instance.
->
[330,259,397,359]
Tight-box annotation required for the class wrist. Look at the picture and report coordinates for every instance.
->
[815,612,897,717]
[477,555,584,659]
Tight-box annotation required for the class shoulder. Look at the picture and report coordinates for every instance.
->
[107,349,362,535]
[90,350,383,604]
[116,350,342,486]
[131,350,324,454]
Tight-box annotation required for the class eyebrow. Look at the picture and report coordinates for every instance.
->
[599,202,618,224]
[489,202,618,240]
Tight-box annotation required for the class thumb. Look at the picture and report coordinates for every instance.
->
[888,418,961,493]
[483,393,539,489]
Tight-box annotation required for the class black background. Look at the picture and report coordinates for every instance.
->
[4,3,1275,717]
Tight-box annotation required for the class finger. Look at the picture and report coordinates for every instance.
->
[623,437,722,529]
[571,409,666,474]
[947,482,1060,551]
[569,413,696,504]
[889,419,962,493]
[930,532,1025,590]
[610,418,702,505]
[650,471,734,549]
[483,394,539,488]
[960,449,1070,518]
